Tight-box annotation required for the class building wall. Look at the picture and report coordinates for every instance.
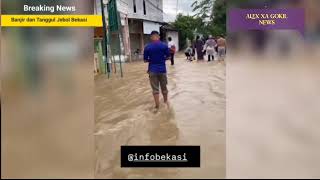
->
[126,0,163,22]
[95,0,164,61]
[130,34,141,54]
[97,0,163,23]
[96,0,164,21]
[128,19,142,33]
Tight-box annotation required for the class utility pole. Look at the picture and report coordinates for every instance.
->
[116,9,124,77]
[100,0,111,78]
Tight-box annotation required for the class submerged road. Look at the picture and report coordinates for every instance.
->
[95,53,225,179]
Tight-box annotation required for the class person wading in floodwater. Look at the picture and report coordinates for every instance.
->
[144,31,170,110]
[167,37,176,65]
[194,35,204,61]
[217,35,227,62]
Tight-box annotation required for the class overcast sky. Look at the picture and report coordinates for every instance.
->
[163,0,195,22]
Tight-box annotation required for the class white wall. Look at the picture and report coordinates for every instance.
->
[126,0,164,22]
[96,0,163,23]
[143,21,161,34]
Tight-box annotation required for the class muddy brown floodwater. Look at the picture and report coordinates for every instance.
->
[94,53,226,179]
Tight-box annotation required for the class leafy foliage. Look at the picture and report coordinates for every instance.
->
[172,14,203,49]
[210,0,226,36]
[172,0,226,49]
[191,0,214,20]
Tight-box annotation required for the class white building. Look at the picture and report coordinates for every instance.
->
[95,0,173,61]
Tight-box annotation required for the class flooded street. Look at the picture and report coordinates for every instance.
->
[94,53,226,179]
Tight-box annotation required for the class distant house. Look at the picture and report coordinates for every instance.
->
[95,0,168,61]
[160,24,179,51]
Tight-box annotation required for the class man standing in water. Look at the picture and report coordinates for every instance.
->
[167,37,176,65]
[144,31,170,109]
[217,35,227,61]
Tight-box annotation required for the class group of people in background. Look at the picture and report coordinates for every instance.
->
[144,32,226,110]
[185,35,226,62]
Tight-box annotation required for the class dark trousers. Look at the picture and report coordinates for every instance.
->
[170,53,175,65]
[208,55,214,61]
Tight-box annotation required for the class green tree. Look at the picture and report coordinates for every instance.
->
[211,0,226,36]
[172,14,203,50]
[192,0,226,36]
[192,0,214,20]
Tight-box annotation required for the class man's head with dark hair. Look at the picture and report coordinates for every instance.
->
[150,31,160,41]
[151,30,159,35]
[168,37,172,41]
[196,35,200,40]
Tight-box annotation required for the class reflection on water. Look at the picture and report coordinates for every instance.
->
[95,54,226,179]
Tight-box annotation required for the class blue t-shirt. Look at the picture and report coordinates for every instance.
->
[144,40,170,73]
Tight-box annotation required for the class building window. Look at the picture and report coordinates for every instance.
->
[143,0,147,15]
[133,0,137,13]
